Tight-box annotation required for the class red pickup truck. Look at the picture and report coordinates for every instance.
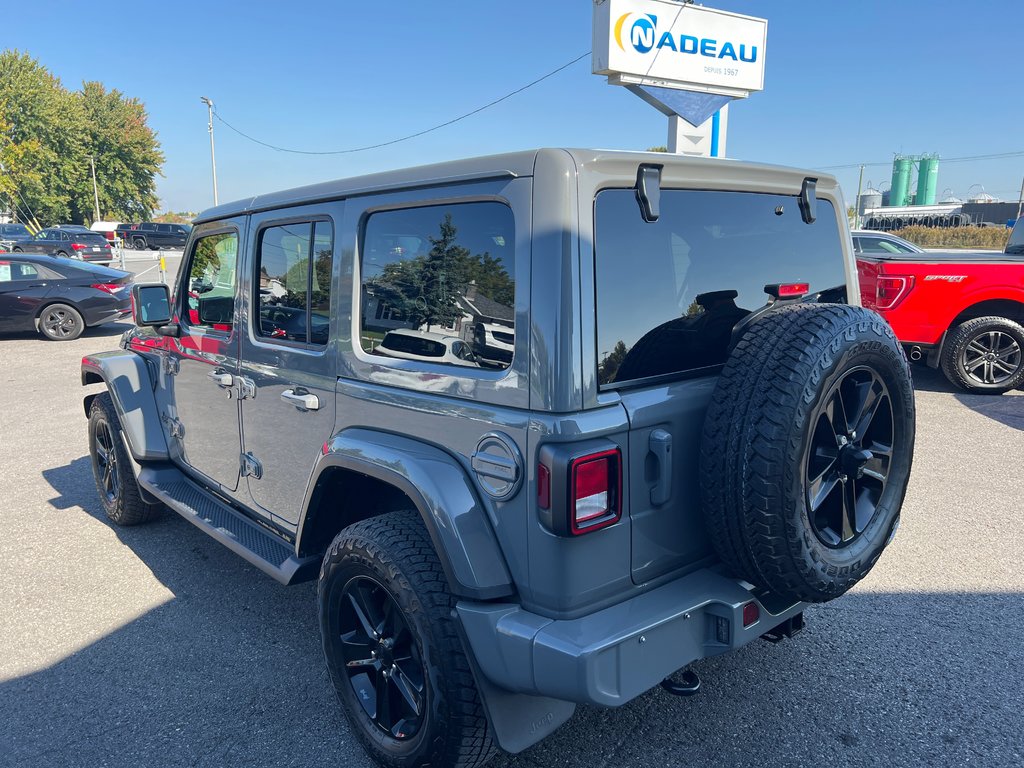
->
[858,220,1024,394]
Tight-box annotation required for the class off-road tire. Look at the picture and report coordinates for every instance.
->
[88,393,162,526]
[940,316,1024,394]
[700,303,915,603]
[319,510,495,768]
[38,303,85,340]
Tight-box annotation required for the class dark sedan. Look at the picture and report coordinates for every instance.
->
[0,254,132,340]
[0,223,35,246]
[12,227,113,263]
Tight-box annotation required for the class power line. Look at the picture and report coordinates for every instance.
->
[819,150,1024,171]
[213,52,592,156]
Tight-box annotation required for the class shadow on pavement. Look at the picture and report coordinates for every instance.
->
[912,364,1024,431]
[8,453,1024,768]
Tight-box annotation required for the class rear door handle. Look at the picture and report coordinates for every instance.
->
[281,389,320,411]
[208,370,234,388]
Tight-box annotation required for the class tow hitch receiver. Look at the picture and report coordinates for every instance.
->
[660,669,701,697]
[760,611,806,644]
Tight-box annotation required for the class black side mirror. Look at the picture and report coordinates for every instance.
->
[132,283,171,326]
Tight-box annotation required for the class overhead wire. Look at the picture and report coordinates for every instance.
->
[213,52,592,156]
[818,150,1024,171]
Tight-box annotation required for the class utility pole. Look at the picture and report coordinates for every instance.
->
[200,96,219,205]
[90,156,101,222]
[1017,173,1024,222]
[854,164,865,230]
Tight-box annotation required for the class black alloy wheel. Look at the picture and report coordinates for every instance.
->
[87,393,161,526]
[959,329,1021,387]
[337,576,426,740]
[320,511,495,768]
[941,316,1024,394]
[806,367,894,548]
[93,418,120,506]
[39,304,84,340]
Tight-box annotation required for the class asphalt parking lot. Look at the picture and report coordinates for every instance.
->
[0,325,1022,767]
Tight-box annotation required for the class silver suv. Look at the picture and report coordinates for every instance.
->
[82,149,915,768]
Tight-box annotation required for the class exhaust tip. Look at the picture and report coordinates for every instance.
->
[909,346,923,362]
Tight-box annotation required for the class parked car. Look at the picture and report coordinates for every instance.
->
[12,227,113,263]
[851,230,925,256]
[374,328,479,366]
[82,149,915,768]
[119,222,191,250]
[0,253,132,340]
[0,223,34,246]
[858,216,1024,393]
[90,220,124,245]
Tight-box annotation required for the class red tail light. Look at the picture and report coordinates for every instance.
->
[765,282,810,300]
[742,602,760,627]
[875,275,915,310]
[70,242,86,251]
[569,449,621,534]
[91,283,126,294]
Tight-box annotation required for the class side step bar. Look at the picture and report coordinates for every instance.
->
[137,465,321,585]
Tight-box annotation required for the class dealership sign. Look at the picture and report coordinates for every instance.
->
[593,0,767,97]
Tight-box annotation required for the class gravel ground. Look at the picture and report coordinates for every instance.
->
[0,326,1021,768]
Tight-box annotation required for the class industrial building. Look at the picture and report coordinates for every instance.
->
[858,154,1016,229]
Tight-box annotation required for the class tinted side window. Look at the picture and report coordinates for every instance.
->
[595,189,845,387]
[0,261,39,281]
[360,201,515,370]
[185,231,238,331]
[255,220,333,345]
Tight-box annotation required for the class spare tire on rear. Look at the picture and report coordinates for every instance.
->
[700,303,915,603]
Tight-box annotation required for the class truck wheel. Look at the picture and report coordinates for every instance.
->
[132,237,146,250]
[38,303,84,340]
[319,510,495,768]
[940,316,1024,394]
[701,304,915,603]
[88,393,162,526]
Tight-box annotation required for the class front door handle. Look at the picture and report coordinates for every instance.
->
[208,370,234,388]
[281,389,319,411]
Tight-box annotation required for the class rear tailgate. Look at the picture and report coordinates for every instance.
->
[592,185,850,584]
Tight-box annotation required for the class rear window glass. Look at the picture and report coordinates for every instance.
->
[595,189,845,387]
[359,201,515,370]
[1007,220,1024,254]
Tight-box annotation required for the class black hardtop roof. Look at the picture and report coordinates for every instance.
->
[194,148,834,225]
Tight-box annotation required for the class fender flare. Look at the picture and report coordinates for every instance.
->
[81,350,169,462]
[300,428,514,600]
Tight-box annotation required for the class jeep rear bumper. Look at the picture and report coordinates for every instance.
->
[457,567,805,707]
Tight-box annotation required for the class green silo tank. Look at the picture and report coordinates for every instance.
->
[915,156,938,206]
[890,157,913,207]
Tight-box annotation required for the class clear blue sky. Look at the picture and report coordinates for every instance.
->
[6,0,1023,213]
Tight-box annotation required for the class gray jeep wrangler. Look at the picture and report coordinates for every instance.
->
[82,149,915,768]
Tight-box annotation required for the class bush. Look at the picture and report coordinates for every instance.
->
[889,226,1011,250]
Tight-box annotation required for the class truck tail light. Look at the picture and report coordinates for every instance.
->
[875,275,914,310]
[569,449,621,535]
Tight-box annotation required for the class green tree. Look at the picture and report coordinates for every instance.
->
[466,252,514,307]
[598,340,629,383]
[0,51,164,226]
[0,50,86,225]
[76,80,164,222]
